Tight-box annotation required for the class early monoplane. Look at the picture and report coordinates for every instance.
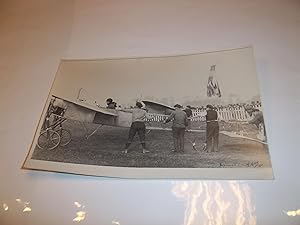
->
[37,88,266,150]
[36,92,174,150]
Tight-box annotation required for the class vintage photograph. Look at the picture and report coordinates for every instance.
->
[23,47,273,179]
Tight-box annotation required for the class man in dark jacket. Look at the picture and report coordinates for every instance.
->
[165,104,188,153]
[184,105,193,132]
[244,104,266,141]
[205,104,219,152]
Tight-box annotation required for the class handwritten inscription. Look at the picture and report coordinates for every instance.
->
[219,161,264,168]
[246,161,264,168]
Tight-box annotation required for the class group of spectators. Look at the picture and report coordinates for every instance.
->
[116,102,220,154]
[104,97,265,154]
[193,101,262,111]
[163,104,220,153]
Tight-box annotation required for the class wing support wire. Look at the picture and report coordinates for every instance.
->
[80,122,103,139]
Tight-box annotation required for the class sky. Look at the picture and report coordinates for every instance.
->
[52,47,261,107]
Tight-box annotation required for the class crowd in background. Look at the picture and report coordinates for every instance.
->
[190,101,262,111]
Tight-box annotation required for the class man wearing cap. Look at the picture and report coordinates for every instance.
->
[120,101,152,154]
[184,105,193,132]
[244,104,266,141]
[165,104,188,153]
[106,98,117,109]
[205,104,219,152]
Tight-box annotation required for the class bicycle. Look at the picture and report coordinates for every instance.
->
[37,97,71,150]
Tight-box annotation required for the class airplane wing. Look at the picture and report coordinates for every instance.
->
[73,100,118,116]
[52,95,118,124]
[142,100,175,115]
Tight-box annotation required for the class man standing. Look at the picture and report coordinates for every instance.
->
[165,104,188,153]
[184,105,193,132]
[205,104,219,152]
[121,102,152,154]
[244,105,266,141]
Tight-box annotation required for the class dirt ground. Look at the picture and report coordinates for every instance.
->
[31,120,272,168]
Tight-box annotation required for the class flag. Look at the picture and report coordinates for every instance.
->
[207,65,221,97]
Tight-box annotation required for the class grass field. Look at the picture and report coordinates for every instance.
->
[31,120,271,168]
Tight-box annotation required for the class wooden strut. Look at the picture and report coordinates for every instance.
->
[80,122,103,139]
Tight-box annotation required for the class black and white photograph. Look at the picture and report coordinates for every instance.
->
[23,47,273,179]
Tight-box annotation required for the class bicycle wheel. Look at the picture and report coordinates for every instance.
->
[37,130,60,150]
[57,128,72,146]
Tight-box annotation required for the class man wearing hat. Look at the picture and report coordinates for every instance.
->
[165,104,188,153]
[184,105,193,132]
[106,98,117,109]
[244,104,266,141]
[205,104,219,152]
[120,101,152,154]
